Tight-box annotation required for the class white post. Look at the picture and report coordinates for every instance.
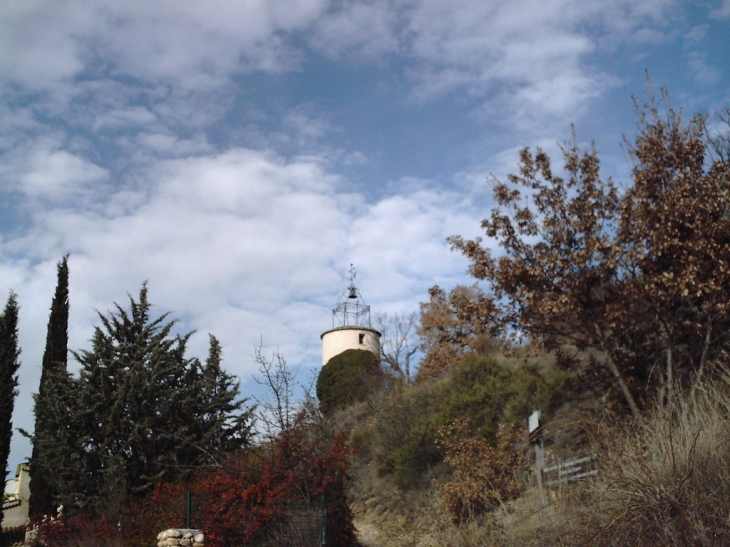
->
[529,410,546,506]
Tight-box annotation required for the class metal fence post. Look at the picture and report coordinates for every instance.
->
[186,490,192,529]
[321,493,327,547]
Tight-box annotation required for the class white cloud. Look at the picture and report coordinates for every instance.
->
[92,106,158,132]
[0,0,676,123]
[402,0,671,115]
[0,1,92,89]
[309,1,400,59]
[125,132,213,160]
[683,25,721,85]
[0,0,683,160]
[0,0,328,92]
[0,138,109,203]
[0,105,45,151]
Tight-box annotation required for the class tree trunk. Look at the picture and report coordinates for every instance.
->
[595,323,641,418]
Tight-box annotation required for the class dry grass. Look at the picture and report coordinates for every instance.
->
[351,378,730,547]
[492,379,730,547]
[580,381,730,546]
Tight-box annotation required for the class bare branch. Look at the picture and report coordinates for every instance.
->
[252,344,296,442]
[375,311,419,380]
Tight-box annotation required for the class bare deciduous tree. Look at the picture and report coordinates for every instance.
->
[253,344,323,443]
[708,105,730,164]
[375,311,419,380]
[253,345,297,441]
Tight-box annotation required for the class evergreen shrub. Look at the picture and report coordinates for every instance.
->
[365,353,566,489]
[441,355,566,442]
[316,349,383,415]
[371,380,446,488]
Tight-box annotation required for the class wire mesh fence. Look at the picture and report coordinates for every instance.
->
[182,495,328,547]
[0,526,26,547]
[259,502,326,547]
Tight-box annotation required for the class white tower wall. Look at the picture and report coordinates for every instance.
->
[321,326,381,365]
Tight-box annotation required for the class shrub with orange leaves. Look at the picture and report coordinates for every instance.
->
[435,418,524,523]
[32,429,356,547]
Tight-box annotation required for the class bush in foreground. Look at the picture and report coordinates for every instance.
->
[32,430,356,547]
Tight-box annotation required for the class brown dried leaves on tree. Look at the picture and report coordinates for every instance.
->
[417,284,502,378]
[620,93,730,402]
[447,90,730,416]
[435,419,524,522]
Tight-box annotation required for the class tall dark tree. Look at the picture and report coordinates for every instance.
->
[176,334,256,466]
[29,256,71,516]
[0,292,21,520]
[61,284,254,516]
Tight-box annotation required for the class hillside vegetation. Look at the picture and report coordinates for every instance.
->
[341,90,730,546]
[344,374,730,546]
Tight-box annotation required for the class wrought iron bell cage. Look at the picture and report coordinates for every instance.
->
[332,264,372,328]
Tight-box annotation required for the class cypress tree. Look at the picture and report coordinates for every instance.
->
[0,292,21,522]
[29,256,70,516]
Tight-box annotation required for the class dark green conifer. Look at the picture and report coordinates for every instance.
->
[0,292,21,520]
[29,256,71,516]
[64,284,254,515]
[179,334,255,465]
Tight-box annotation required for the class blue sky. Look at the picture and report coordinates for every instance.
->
[1,0,729,472]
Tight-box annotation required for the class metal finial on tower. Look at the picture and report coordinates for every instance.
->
[332,264,371,328]
[348,264,358,299]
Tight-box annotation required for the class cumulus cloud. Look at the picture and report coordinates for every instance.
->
[0,0,678,136]
[92,106,158,133]
[0,137,109,204]
[0,0,332,146]
[0,0,328,90]
[0,1,92,89]
[308,1,400,59]
[1,142,489,467]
